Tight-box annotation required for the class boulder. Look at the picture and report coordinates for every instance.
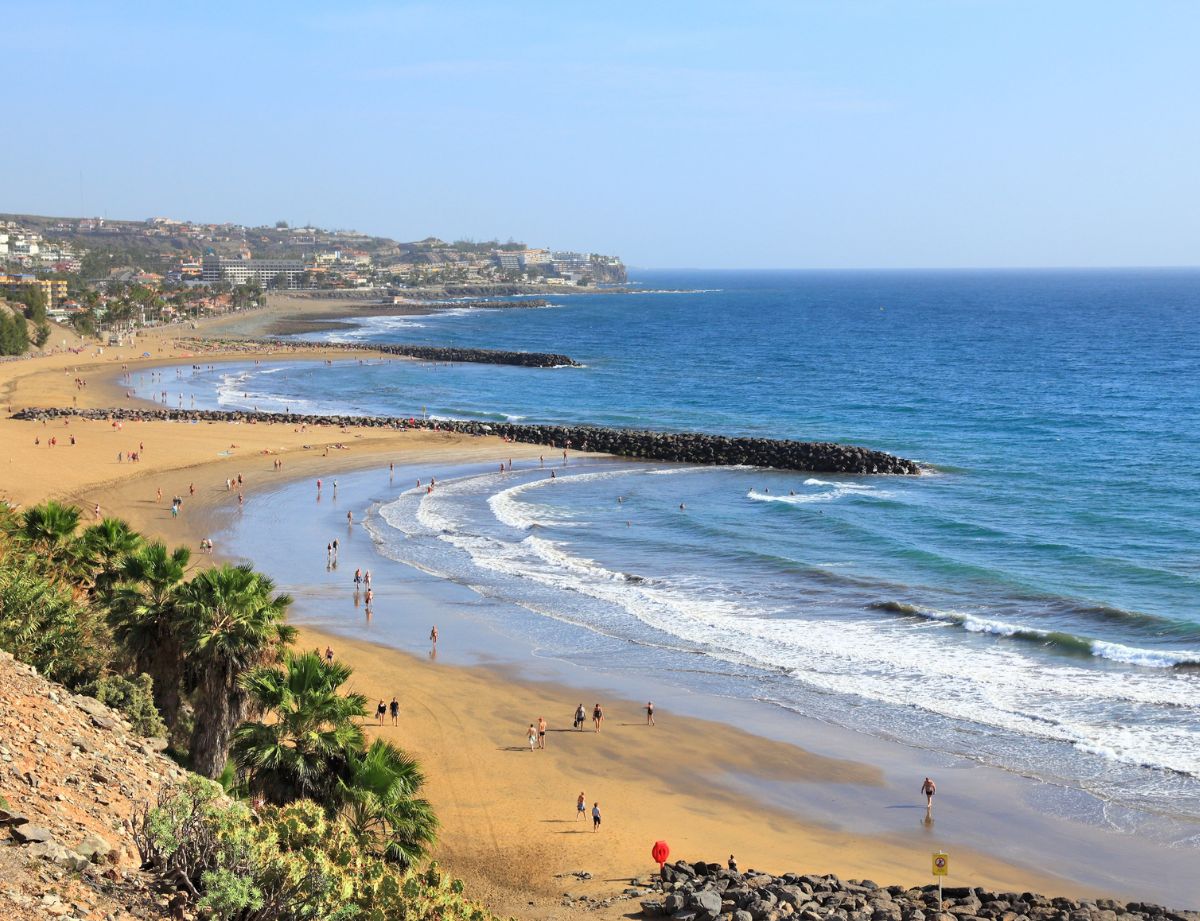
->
[692,890,723,920]
[75,832,114,862]
[12,825,54,844]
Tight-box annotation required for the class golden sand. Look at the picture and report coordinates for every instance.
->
[0,325,1080,919]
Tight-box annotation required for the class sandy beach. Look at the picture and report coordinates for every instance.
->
[0,327,1161,918]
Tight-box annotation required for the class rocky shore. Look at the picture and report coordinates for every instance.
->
[633,860,1197,921]
[11,407,922,474]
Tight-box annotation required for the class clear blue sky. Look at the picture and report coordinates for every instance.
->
[4,1,1198,268]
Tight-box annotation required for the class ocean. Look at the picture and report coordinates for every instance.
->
[140,269,1200,843]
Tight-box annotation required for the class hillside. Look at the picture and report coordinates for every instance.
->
[0,649,180,920]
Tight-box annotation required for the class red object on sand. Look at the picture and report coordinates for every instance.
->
[652,840,670,869]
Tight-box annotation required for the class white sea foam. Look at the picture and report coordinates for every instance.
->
[1091,641,1200,668]
[372,467,1200,781]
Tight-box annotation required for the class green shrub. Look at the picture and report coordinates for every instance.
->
[84,673,167,738]
[0,549,108,687]
[137,778,504,921]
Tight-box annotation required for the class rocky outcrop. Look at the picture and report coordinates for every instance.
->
[0,649,184,919]
[11,407,922,475]
[634,860,1196,921]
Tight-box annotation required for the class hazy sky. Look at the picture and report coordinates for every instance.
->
[4,1,1198,268]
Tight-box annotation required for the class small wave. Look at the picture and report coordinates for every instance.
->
[748,482,888,505]
[872,601,1200,668]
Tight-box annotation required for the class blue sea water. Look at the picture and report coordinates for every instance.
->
[141,269,1200,837]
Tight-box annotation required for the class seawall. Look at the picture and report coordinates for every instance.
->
[11,407,922,475]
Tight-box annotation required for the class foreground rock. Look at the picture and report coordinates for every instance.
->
[12,407,922,475]
[634,860,1198,921]
[0,650,183,919]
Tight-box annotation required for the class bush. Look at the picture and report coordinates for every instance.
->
[84,673,167,738]
[0,549,108,687]
[137,778,502,921]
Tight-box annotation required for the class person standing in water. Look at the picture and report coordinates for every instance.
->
[430,625,439,645]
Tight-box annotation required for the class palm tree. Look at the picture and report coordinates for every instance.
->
[232,650,367,804]
[173,564,295,778]
[80,517,142,600]
[338,738,439,867]
[107,541,191,730]
[19,500,82,569]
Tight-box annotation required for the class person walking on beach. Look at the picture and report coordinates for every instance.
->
[591,802,601,832]
[325,645,334,664]
[576,791,586,820]
[389,697,399,725]
[527,724,538,752]
[354,568,362,588]
[430,625,439,645]
[537,716,547,749]
[645,700,655,726]
[574,703,586,731]
[377,700,387,726]
[592,702,604,733]
[921,776,936,810]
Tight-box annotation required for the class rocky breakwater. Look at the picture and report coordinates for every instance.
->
[10,407,922,475]
[636,860,1196,921]
[367,343,579,367]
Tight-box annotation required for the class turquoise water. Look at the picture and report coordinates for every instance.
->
[140,269,1200,836]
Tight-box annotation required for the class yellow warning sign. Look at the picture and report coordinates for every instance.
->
[932,852,949,877]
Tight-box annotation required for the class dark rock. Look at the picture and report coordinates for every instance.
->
[10,407,923,476]
[692,890,723,919]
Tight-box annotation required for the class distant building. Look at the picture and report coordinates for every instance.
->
[201,255,305,288]
[0,273,68,306]
[495,252,524,271]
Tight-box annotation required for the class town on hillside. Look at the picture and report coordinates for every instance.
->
[0,212,627,353]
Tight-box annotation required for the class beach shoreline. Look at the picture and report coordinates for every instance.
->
[3,327,1198,916]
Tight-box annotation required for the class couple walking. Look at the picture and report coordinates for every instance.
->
[573,703,604,732]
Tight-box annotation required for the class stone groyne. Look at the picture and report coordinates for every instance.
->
[632,859,1196,921]
[368,343,578,367]
[11,407,921,475]
[174,337,580,368]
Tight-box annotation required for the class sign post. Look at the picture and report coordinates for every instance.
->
[651,840,670,876]
[931,852,949,906]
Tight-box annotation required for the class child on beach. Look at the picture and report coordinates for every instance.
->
[592,802,601,831]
